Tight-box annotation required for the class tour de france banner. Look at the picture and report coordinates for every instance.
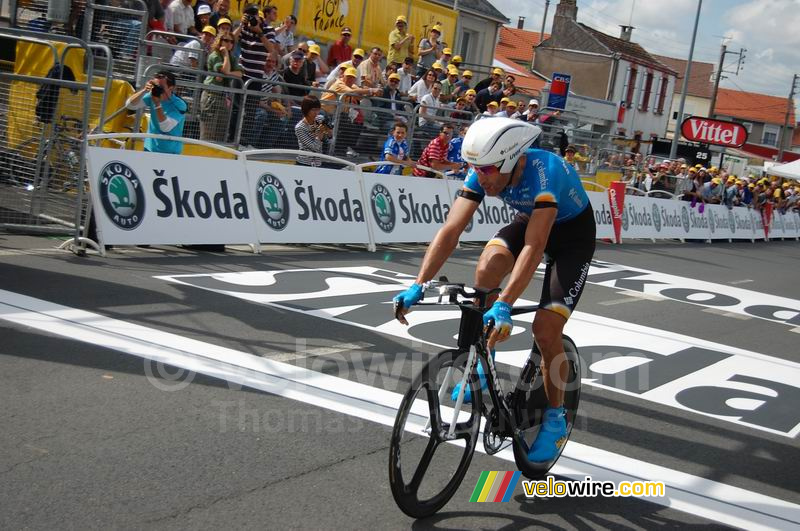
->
[87,147,259,246]
[246,161,371,244]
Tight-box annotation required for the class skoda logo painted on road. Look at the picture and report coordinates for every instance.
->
[99,161,145,230]
[708,209,716,233]
[621,205,629,231]
[728,210,736,234]
[651,204,662,232]
[681,206,691,233]
[256,173,289,231]
[370,184,395,233]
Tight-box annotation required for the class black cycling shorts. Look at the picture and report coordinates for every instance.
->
[486,205,596,320]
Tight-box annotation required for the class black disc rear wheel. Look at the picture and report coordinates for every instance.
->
[389,348,483,518]
[511,335,581,480]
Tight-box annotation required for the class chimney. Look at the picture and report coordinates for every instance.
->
[550,0,578,43]
[555,0,578,21]
[517,16,525,30]
[619,25,634,42]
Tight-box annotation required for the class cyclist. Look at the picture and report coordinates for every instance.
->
[393,117,595,463]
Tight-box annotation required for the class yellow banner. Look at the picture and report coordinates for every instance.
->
[409,1,456,53]
[358,0,409,54]
[298,0,366,45]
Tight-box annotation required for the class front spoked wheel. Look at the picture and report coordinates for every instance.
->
[511,335,582,480]
[389,349,483,518]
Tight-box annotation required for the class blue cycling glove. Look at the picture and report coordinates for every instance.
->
[393,283,424,321]
[483,300,513,336]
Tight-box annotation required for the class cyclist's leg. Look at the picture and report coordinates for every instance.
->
[473,213,527,296]
[528,207,595,462]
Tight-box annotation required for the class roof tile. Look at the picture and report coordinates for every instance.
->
[652,54,715,99]
[715,87,795,126]
[579,24,678,76]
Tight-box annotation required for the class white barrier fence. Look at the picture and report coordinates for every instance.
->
[86,145,800,251]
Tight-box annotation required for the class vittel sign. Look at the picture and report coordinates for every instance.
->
[680,117,748,148]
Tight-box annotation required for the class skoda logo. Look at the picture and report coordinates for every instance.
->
[621,205,629,231]
[681,206,690,233]
[256,173,289,231]
[370,184,396,233]
[708,209,716,233]
[99,161,145,230]
[651,204,661,232]
[728,210,736,234]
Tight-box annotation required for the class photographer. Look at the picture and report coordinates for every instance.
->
[126,70,187,154]
[294,95,332,168]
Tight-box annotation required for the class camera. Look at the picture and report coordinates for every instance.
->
[151,84,164,98]
[315,114,333,130]
[245,13,259,27]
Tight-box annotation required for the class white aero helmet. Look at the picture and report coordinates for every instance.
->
[461,117,541,174]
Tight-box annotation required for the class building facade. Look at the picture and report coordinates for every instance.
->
[652,55,714,139]
[532,0,677,139]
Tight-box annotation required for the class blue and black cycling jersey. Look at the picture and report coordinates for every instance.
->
[463,148,590,223]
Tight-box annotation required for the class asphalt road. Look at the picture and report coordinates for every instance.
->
[1,235,799,530]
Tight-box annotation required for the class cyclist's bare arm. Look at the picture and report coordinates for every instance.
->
[497,206,557,306]
[413,193,480,285]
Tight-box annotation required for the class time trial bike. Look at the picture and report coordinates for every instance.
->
[388,279,582,518]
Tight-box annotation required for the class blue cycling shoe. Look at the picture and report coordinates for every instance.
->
[450,350,494,404]
[527,405,568,463]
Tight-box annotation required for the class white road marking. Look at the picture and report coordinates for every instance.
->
[730,279,755,285]
[598,292,665,306]
[1,289,799,531]
[268,341,374,362]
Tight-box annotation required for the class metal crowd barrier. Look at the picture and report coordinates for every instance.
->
[82,0,147,82]
[0,28,110,238]
[137,30,206,84]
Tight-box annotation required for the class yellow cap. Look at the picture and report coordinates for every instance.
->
[711,177,722,185]
[202,25,217,36]
[344,67,358,77]
[748,183,755,189]
[735,180,744,185]
[395,15,407,23]
[217,17,232,26]
[309,44,321,55]
[432,62,442,70]
[500,97,510,104]
[388,72,400,81]
[695,164,703,168]
[758,178,768,185]
[353,48,365,57]
[463,69,473,77]
[492,67,503,75]
[431,25,442,33]
[443,48,452,55]
[782,182,790,187]
[465,89,476,96]
[258,10,264,18]
[727,176,735,183]
[710,166,718,172]
[774,188,782,198]
[688,167,697,173]
[447,66,458,75]
[506,100,518,108]
[487,101,499,108]
[452,55,462,63]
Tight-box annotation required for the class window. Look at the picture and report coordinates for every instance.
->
[741,122,753,133]
[460,31,474,62]
[762,124,780,146]
[656,76,668,114]
[624,67,637,108]
[639,71,653,111]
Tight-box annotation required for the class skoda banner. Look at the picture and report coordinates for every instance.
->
[247,162,371,244]
[87,147,258,246]
[87,147,798,248]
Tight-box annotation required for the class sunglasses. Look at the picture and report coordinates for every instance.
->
[474,162,501,173]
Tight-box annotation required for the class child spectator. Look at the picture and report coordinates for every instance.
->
[376,123,414,174]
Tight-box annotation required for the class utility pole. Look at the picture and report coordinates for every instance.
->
[538,0,550,46]
[669,0,702,160]
[777,73,799,162]
[709,45,746,117]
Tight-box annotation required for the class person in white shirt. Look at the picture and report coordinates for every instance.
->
[274,15,297,55]
[170,25,216,68]
[418,80,443,133]
[397,57,414,94]
[408,68,436,102]
[165,0,198,36]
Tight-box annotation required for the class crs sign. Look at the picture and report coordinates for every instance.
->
[680,117,748,148]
